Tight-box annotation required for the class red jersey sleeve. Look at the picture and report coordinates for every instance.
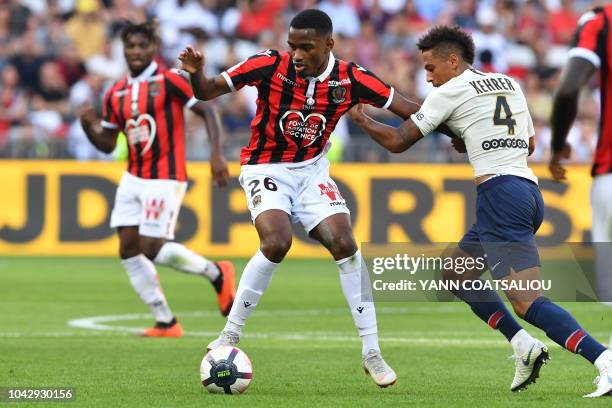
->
[165,69,198,108]
[221,50,280,92]
[349,63,394,109]
[101,84,121,130]
[569,8,607,68]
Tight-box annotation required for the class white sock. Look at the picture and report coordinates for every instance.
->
[224,250,278,334]
[594,349,612,373]
[336,250,379,356]
[154,242,219,281]
[122,254,174,324]
[510,329,536,355]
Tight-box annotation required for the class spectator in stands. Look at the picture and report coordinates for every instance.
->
[29,60,70,154]
[65,0,106,59]
[0,64,28,154]
[453,0,477,30]
[67,67,110,160]
[154,0,219,63]
[404,0,429,36]
[232,0,286,41]
[516,0,546,47]
[548,0,579,45]
[413,0,447,22]
[317,0,360,38]
[9,27,45,92]
[0,7,15,69]
[355,20,380,68]
[0,0,601,162]
[85,38,127,81]
[472,7,508,73]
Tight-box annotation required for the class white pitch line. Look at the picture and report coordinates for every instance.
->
[0,328,508,346]
[3,305,608,344]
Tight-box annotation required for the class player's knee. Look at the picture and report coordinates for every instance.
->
[511,300,531,319]
[260,236,291,263]
[329,235,357,260]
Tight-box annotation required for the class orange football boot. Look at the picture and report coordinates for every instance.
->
[215,261,236,316]
[141,320,184,338]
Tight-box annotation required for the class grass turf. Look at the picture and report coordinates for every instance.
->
[0,257,611,407]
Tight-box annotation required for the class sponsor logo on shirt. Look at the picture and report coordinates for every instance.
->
[279,110,327,147]
[481,138,528,151]
[277,72,300,87]
[126,113,157,156]
[328,78,351,87]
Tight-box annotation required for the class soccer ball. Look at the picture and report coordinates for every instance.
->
[200,345,253,394]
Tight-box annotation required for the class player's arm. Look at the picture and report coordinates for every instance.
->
[351,83,456,153]
[549,57,595,180]
[528,136,535,156]
[79,102,119,153]
[550,9,602,180]
[348,104,423,153]
[190,101,229,187]
[179,46,231,100]
[386,91,420,120]
[387,91,460,141]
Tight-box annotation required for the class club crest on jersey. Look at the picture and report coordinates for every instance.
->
[149,82,161,96]
[279,110,327,148]
[126,113,157,156]
[331,86,346,104]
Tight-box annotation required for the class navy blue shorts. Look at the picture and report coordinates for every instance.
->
[459,175,544,279]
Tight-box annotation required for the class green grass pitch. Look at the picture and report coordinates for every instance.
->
[1,257,611,407]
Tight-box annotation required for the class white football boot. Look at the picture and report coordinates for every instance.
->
[362,349,397,388]
[584,353,612,398]
[207,330,240,351]
[511,339,549,392]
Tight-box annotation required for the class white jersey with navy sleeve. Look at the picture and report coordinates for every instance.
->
[410,69,537,183]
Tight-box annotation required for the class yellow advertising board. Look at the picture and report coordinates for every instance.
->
[0,161,594,257]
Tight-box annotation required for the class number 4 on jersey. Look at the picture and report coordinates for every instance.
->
[493,96,516,135]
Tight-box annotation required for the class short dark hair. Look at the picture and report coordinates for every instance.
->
[289,9,333,36]
[416,25,475,64]
[120,20,159,45]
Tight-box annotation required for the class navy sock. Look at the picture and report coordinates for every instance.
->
[524,297,606,364]
[454,286,523,342]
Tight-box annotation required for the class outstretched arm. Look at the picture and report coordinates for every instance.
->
[348,104,423,153]
[549,57,595,180]
[386,91,459,140]
[79,102,119,153]
[179,46,231,101]
[190,101,229,187]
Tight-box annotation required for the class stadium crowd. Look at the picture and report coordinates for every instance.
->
[0,0,601,163]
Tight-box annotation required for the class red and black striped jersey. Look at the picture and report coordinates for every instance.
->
[101,61,197,181]
[570,6,612,176]
[221,50,394,165]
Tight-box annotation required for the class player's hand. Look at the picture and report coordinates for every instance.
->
[79,101,98,129]
[178,46,205,74]
[347,103,365,124]
[548,143,572,181]
[210,154,229,188]
[451,137,467,153]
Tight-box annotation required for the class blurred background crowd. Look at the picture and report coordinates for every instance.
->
[0,0,602,163]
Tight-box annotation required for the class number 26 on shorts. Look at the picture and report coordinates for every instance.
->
[248,177,278,197]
